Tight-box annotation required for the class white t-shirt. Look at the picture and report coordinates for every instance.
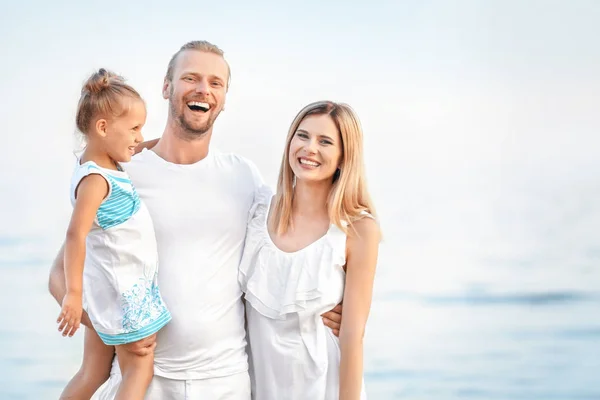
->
[120,147,263,380]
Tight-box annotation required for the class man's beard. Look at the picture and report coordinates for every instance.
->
[169,96,220,140]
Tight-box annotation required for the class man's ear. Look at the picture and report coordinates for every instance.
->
[162,78,171,100]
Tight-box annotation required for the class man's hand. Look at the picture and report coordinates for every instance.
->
[321,303,343,337]
[126,333,157,356]
[134,138,159,155]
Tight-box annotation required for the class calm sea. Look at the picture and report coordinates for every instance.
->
[2,168,599,399]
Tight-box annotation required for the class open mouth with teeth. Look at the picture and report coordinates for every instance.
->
[187,101,211,112]
[298,157,321,168]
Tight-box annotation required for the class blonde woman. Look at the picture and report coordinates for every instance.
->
[239,101,380,399]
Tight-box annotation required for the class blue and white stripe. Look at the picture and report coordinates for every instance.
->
[86,164,141,230]
[97,309,171,345]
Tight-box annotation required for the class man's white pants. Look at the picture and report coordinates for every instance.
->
[92,371,251,400]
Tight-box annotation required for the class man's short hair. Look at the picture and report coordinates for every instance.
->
[165,40,231,88]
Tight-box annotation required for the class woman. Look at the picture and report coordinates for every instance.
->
[239,101,380,399]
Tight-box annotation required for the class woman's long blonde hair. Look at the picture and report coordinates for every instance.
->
[270,101,378,236]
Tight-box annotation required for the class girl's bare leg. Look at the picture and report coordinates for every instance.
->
[114,340,154,400]
[60,327,114,400]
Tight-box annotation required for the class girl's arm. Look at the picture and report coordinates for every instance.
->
[338,217,380,400]
[57,174,108,337]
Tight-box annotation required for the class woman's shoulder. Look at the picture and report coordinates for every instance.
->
[255,185,275,204]
[347,214,381,244]
[246,185,275,233]
[250,185,275,217]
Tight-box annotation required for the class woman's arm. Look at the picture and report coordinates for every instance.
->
[338,217,380,400]
[57,174,108,337]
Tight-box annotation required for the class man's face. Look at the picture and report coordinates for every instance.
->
[164,50,228,138]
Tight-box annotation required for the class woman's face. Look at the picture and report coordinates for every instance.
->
[288,114,342,184]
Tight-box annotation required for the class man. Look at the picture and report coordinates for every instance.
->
[48,40,342,399]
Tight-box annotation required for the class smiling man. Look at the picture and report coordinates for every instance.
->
[108,41,255,398]
[163,44,229,139]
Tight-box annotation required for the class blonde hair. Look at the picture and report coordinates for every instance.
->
[271,101,378,236]
[76,68,142,134]
[165,40,231,88]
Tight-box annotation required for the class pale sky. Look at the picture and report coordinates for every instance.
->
[1,0,599,285]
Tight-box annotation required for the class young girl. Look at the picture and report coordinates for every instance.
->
[239,101,380,399]
[56,69,171,400]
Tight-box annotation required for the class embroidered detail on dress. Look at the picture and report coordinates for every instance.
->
[120,274,168,332]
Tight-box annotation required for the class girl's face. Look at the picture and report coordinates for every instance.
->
[288,114,342,184]
[100,99,146,163]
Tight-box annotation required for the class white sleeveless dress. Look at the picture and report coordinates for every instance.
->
[238,187,367,400]
[70,160,171,345]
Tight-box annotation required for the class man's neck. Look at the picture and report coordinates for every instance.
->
[153,122,212,165]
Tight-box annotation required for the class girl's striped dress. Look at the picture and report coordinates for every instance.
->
[70,160,171,345]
